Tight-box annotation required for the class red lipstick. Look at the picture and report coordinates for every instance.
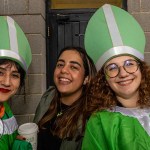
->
[0,88,10,93]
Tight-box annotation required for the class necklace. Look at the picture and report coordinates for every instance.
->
[56,102,70,117]
[57,111,63,117]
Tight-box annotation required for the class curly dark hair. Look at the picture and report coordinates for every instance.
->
[86,60,150,117]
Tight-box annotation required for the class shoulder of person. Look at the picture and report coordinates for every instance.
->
[36,86,56,109]
[41,86,56,100]
[88,110,111,122]
[33,86,56,123]
[3,102,14,119]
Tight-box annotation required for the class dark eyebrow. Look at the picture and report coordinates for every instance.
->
[106,59,137,68]
[57,59,65,63]
[70,61,81,67]
[124,59,136,62]
[12,71,20,74]
[0,67,6,70]
[0,67,19,73]
[57,59,81,67]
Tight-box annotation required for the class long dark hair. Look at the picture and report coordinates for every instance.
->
[38,46,97,139]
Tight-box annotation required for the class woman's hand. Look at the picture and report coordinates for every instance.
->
[16,135,26,141]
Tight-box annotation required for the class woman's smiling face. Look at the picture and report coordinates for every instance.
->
[104,55,141,106]
[54,50,86,99]
[0,63,21,102]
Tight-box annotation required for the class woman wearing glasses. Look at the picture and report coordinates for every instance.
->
[82,4,150,150]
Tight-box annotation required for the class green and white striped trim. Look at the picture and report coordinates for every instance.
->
[7,16,18,54]
[0,116,18,135]
[0,16,28,71]
[103,4,123,47]
[0,49,27,71]
[96,46,144,70]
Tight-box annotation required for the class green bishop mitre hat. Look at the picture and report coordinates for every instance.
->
[84,4,145,71]
[0,16,32,73]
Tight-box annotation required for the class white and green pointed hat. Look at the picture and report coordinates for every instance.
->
[0,16,32,72]
[84,4,145,71]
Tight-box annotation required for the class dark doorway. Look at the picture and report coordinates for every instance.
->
[46,8,96,87]
[46,0,127,87]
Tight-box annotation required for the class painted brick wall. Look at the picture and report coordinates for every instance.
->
[128,0,150,65]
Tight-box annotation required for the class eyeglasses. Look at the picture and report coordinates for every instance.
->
[104,59,140,78]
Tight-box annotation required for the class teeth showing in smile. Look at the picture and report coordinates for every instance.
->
[59,78,70,82]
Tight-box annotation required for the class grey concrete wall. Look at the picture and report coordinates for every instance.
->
[128,0,150,65]
[0,0,46,125]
